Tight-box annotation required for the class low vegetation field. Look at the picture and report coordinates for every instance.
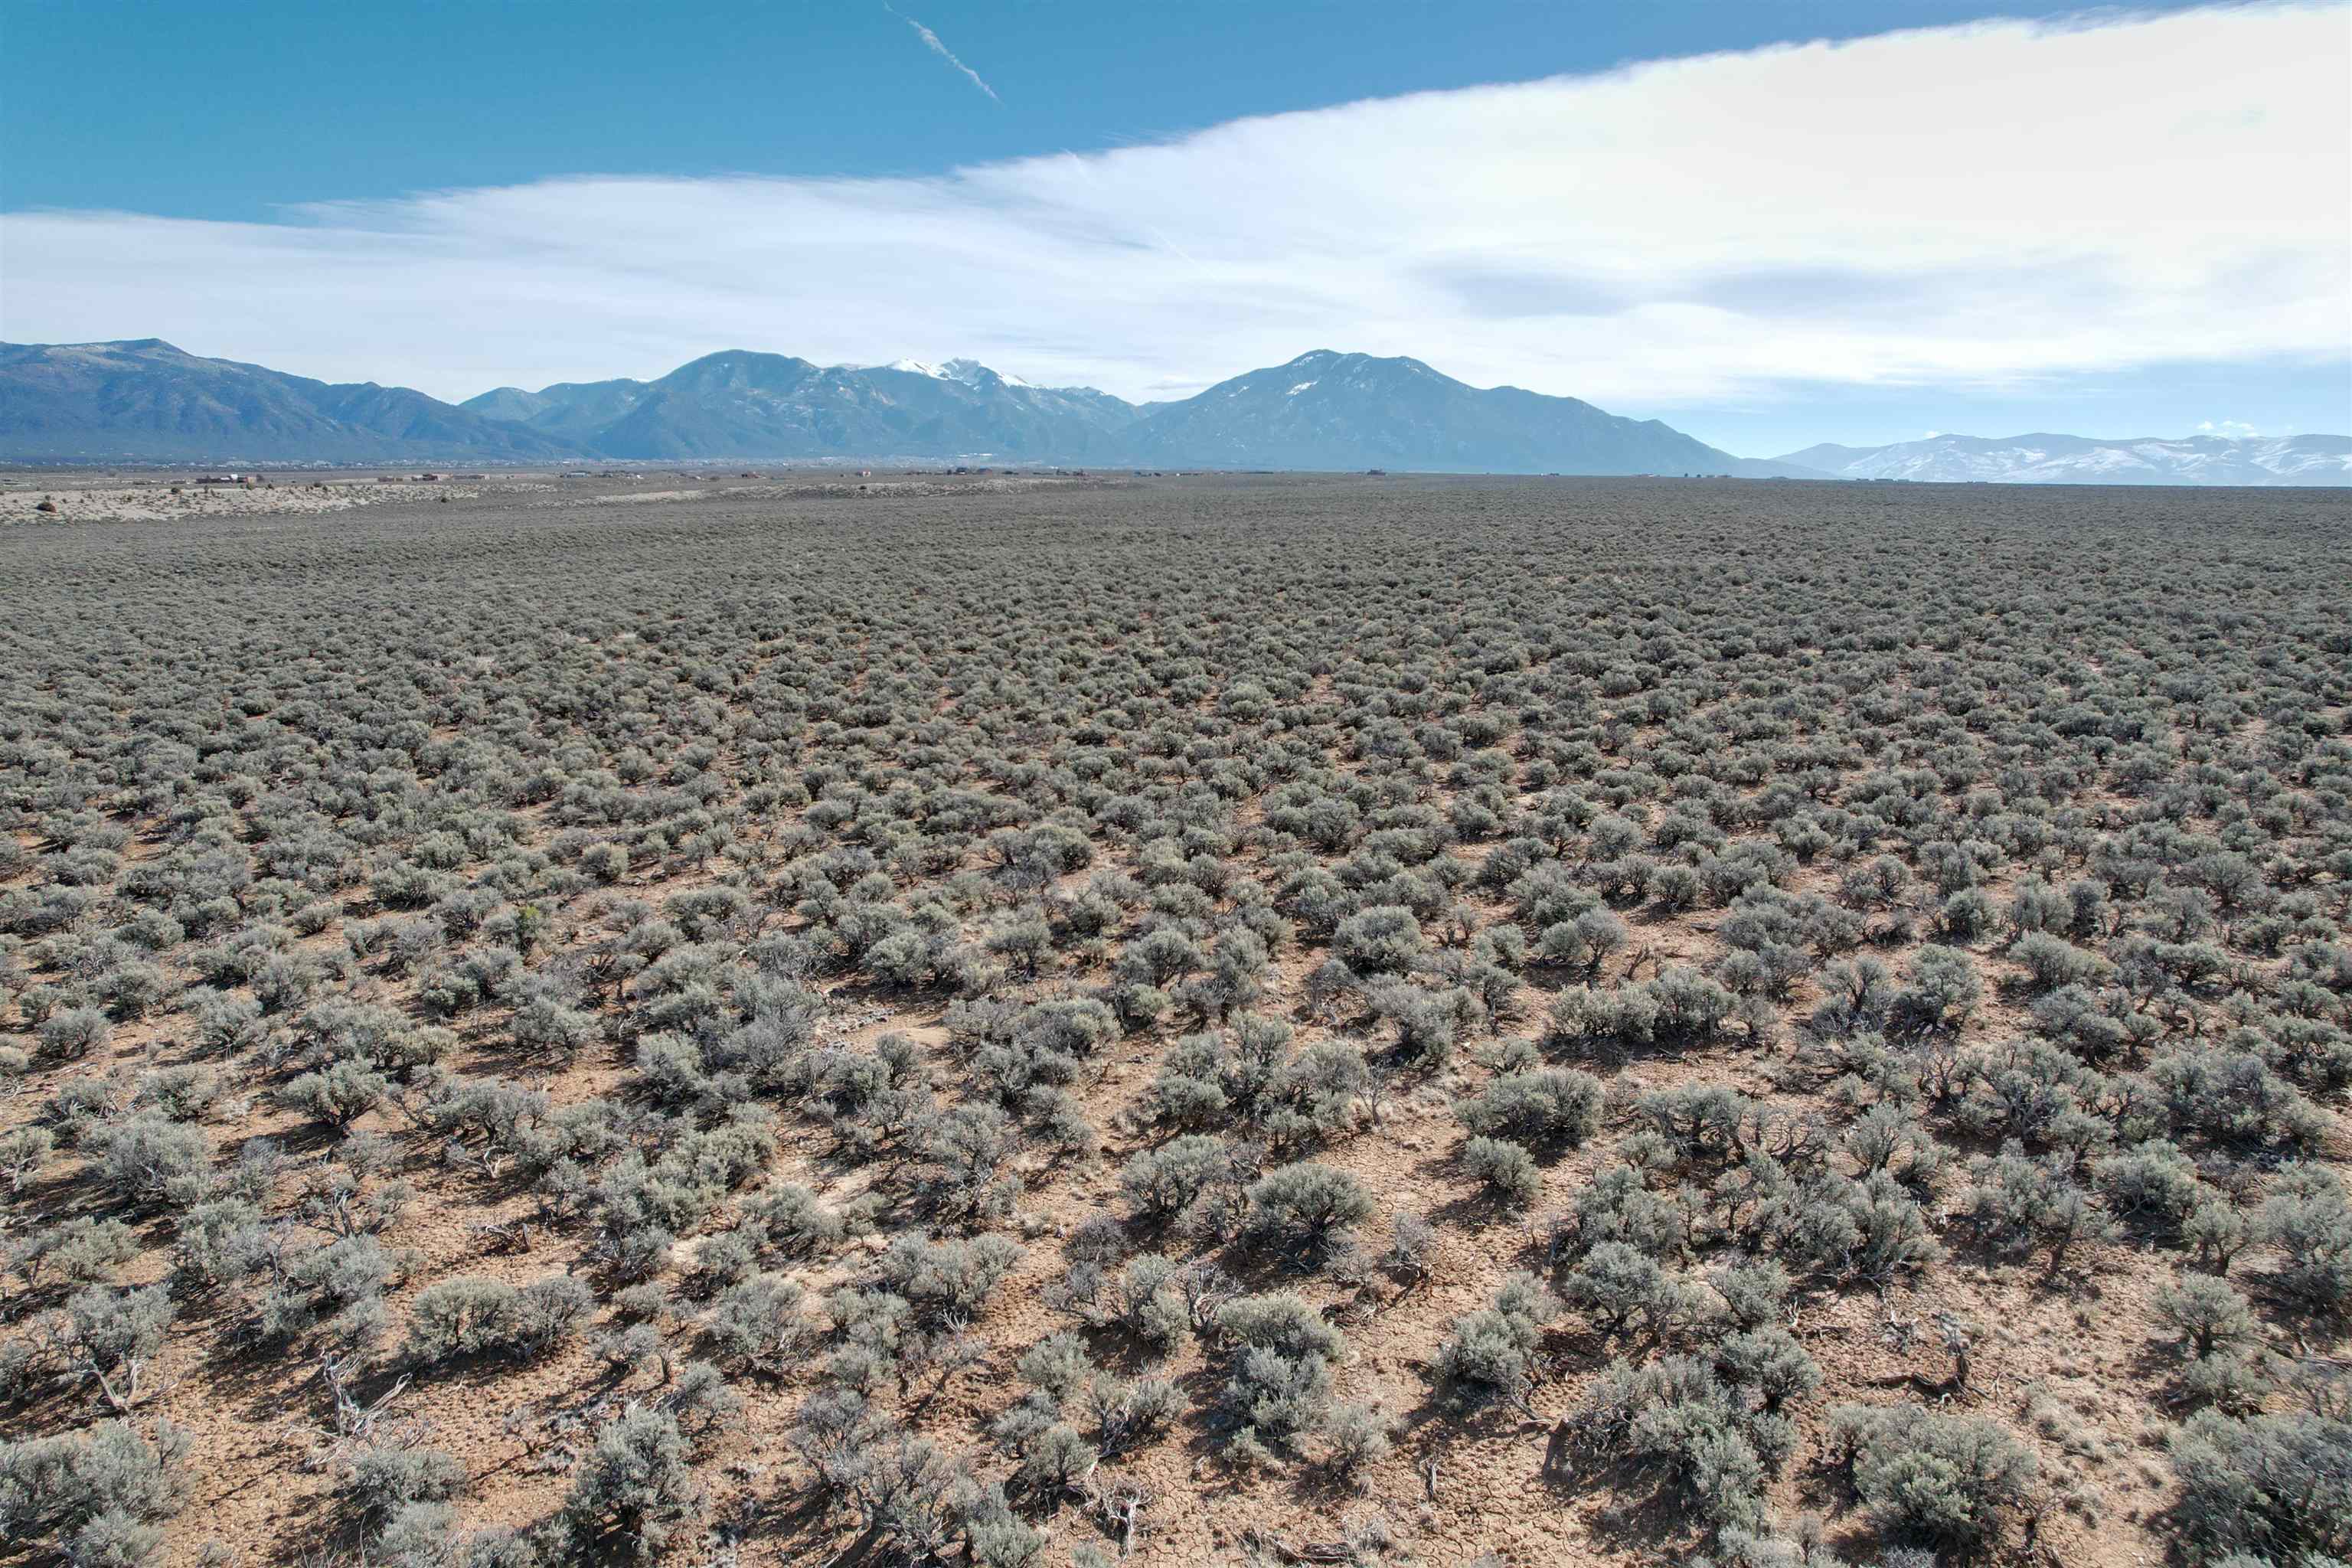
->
[2,474,2347,1568]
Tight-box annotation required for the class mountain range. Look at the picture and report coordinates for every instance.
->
[0,339,1804,475]
[2,338,2344,485]
[1778,431,2350,486]
[461,351,1152,465]
[0,340,577,464]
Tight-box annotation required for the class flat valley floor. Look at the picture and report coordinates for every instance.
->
[2,475,2348,1568]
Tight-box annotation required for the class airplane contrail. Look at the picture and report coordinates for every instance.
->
[884,5,1000,102]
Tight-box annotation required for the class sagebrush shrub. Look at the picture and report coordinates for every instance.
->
[1454,1067,1603,1149]
[557,1406,696,1558]
[1831,1403,2038,1547]
[2168,1408,2352,1563]
[1245,1161,1374,1258]
[0,1419,190,1563]
[404,1275,589,1365]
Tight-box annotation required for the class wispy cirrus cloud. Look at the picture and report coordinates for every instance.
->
[2,3,2342,420]
[884,5,999,103]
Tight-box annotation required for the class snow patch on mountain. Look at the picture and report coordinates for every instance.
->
[848,356,1040,390]
[1779,431,2350,486]
[939,357,1034,389]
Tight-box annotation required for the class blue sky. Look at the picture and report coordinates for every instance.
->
[5,0,2347,453]
[5,1,2236,218]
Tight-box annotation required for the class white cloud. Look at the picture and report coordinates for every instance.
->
[2198,418,2264,437]
[2,3,2344,407]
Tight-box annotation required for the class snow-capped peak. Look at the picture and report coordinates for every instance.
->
[940,358,1033,388]
[852,356,1037,390]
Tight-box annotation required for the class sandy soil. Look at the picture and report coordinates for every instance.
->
[0,479,507,525]
[1,470,1106,524]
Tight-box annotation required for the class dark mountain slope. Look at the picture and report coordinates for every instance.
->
[461,378,652,445]
[1132,351,1814,476]
[485,351,1142,461]
[0,339,576,462]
